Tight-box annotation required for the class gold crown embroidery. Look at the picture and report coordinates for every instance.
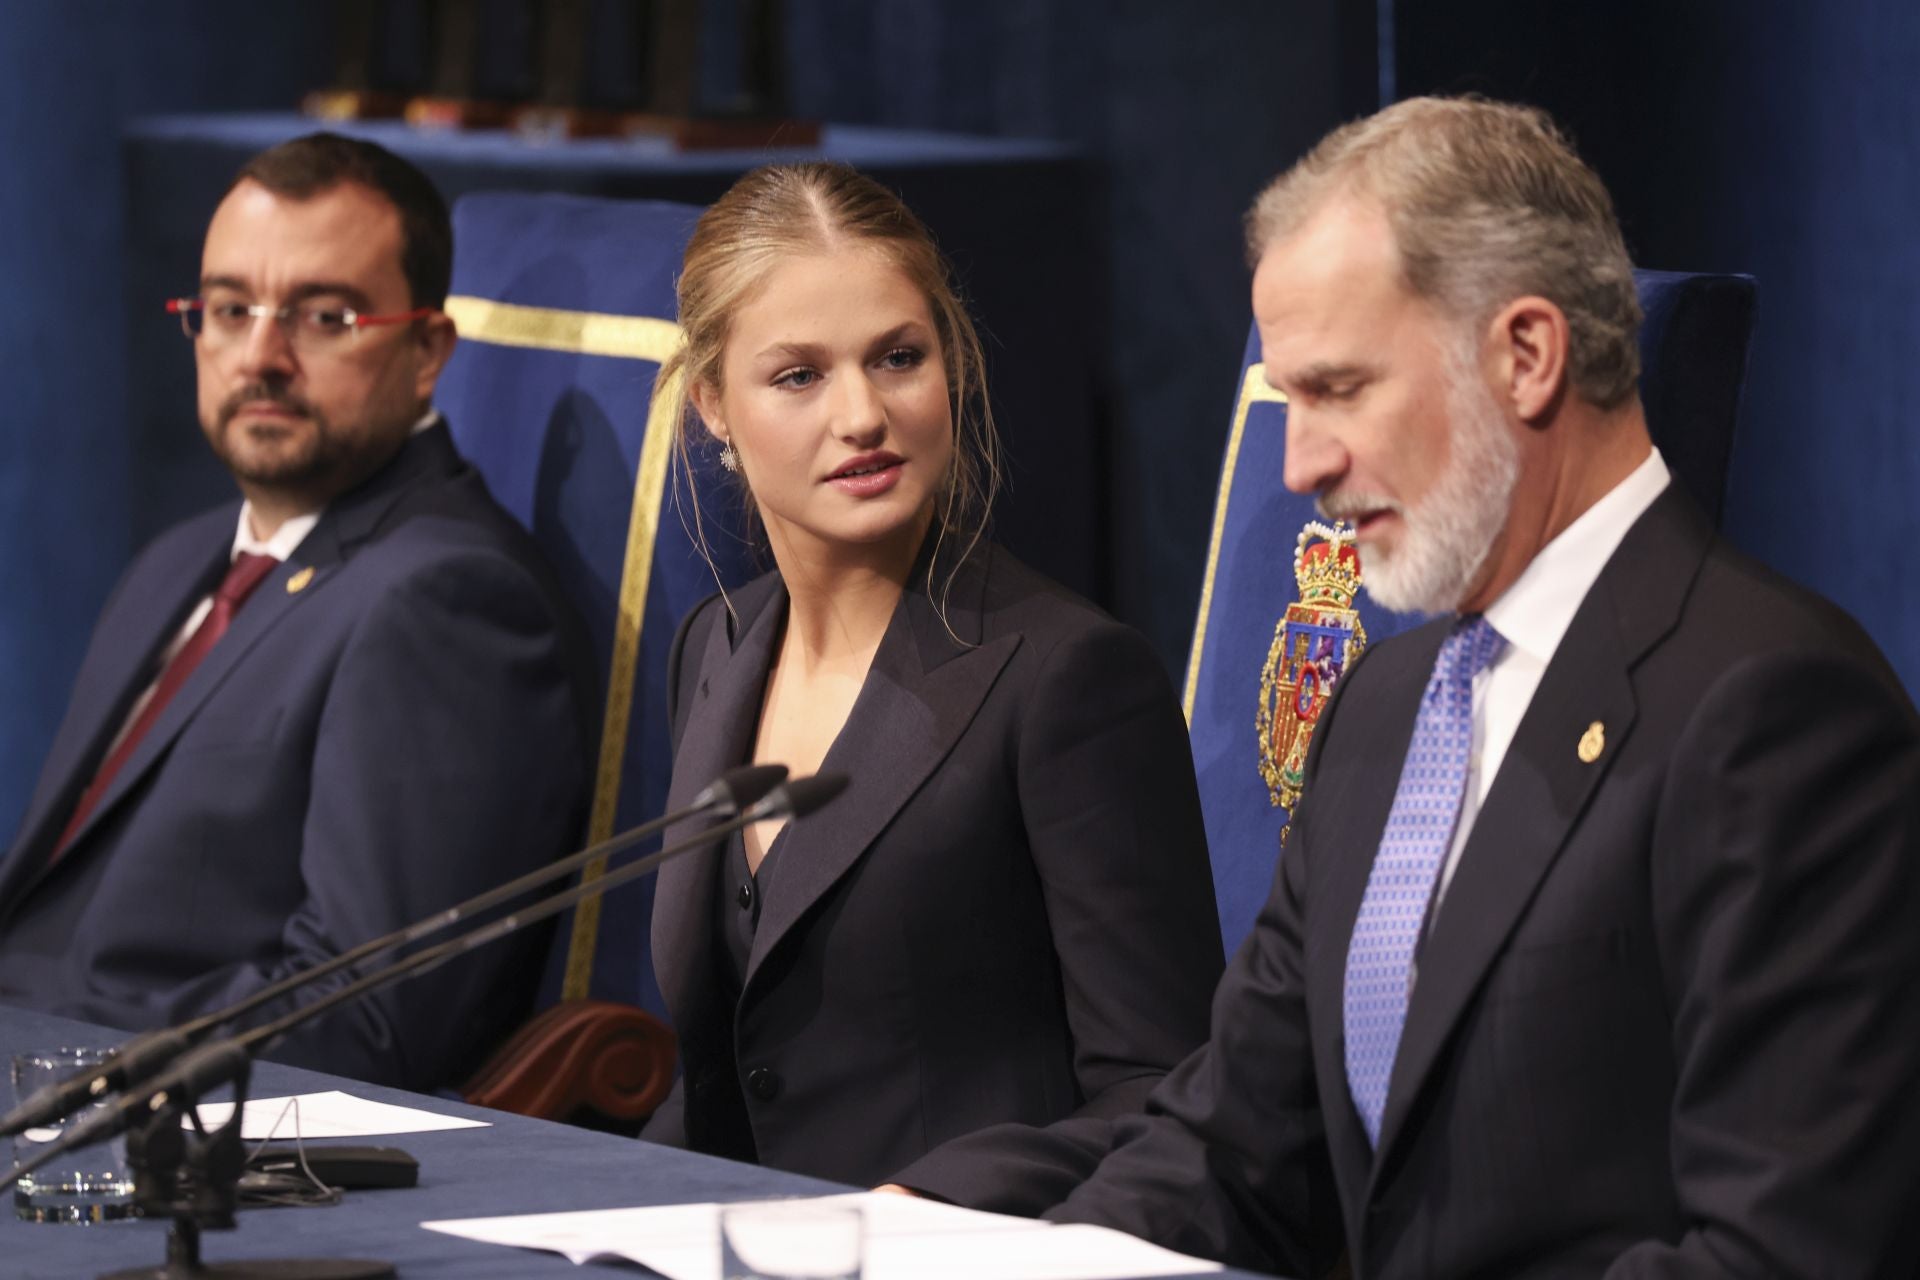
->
[1257,522,1367,831]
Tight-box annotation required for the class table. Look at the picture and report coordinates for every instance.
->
[1,1006,1274,1279]
[120,114,1104,600]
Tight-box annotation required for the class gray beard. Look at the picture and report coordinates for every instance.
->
[1355,363,1520,616]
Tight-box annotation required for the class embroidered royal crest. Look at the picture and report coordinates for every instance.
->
[1257,521,1367,817]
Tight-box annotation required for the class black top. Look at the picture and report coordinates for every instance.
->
[715,825,787,1003]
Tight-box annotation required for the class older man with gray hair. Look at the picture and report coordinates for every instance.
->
[907,96,1920,1279]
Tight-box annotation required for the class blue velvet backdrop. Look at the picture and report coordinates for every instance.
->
[1394,0,1920,695]
[3,1,1917,840]
[0,4,332,844]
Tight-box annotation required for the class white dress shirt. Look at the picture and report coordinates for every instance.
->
[1429,446,1672,919]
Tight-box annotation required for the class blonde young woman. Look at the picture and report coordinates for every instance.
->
[640,162,1223,1205]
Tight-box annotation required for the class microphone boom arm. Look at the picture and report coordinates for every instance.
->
[0,773,846,1196]
[0,765,789,1140]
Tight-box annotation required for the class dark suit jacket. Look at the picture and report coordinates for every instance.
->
[639,542,1224,1191]
[0,424,594,1090]
[1028,487,1920,1277]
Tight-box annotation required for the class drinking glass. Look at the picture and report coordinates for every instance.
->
[720,1200,863,1280]
[11,1048,136,1223]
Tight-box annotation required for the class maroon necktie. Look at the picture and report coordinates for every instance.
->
[50,551,281,861]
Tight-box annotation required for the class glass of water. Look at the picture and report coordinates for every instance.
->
[720,1200,863,1280]
[11,1048,136,1223]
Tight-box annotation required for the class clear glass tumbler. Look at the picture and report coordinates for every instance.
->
[11,1047,137,1223]
[720,1200,863,1280]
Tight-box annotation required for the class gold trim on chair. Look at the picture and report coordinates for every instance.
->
[444,296,680,362]
[1182,363,1288,723]
[446,294,685,1002]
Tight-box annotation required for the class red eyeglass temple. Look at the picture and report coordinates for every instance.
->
[164,299,435,326]
[352,307,436,327]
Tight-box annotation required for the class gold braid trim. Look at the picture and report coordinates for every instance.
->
[1181,363,1288,722]
[445,294,684,1002]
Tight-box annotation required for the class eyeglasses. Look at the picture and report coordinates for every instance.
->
[167,296,434,353]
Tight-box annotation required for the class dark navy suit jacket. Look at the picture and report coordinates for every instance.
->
[941,489,1920,1277]
[640,542,1225,1191]
[0,424,594,1090]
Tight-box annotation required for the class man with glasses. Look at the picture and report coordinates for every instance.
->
[0,134,593,1091]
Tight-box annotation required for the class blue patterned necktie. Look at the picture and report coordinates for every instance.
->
[1343,614,1505,1147]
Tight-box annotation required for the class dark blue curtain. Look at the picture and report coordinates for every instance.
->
[1396,0,1920,695]
[0,2,331,839]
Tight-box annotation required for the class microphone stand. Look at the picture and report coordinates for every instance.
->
[4,774,846,1280]
[0,764,789,1142]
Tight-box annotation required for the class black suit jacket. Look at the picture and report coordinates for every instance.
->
[640,542,1224,1191]
[1033,487,1920,1277]
[0,425,595,1089]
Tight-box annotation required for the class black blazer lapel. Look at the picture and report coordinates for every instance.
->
[0,531,231,910]
[10,527,231,845]
[652,575,786,1022]
[741,555,1019,992]
[1370,486,1712,1171]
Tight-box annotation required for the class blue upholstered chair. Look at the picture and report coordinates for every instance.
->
[1186,270,1757,955]
[431,192,755,1124]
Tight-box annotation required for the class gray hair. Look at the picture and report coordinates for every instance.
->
[1247,96,1642,409]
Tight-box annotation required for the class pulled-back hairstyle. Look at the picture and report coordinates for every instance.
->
[661,161,1001,603]
[230,132,452,309]
[1247,96,1641,409]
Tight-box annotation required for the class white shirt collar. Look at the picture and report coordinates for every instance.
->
[227,407,440,562]
[231,507,318,561]
[1484,446,1672,665]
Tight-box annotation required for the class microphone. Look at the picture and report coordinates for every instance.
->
[688,764,790,817]
[0,763,789,1139]
[0,771,849,1196]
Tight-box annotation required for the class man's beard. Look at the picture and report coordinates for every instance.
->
[205,382,348,491]
[1324,352,1521,615]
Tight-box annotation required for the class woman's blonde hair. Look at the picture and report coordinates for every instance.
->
[661,162,1002,607]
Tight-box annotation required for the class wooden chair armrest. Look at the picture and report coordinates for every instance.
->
[461,998,677,1130]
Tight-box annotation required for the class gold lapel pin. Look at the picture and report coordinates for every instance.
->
[1577,720,1605,764]
[285,566,315,595]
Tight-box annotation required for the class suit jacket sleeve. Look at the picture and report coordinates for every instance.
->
[1608,648,1920,1277]
[61,549,591,1089]
[890,617,1226,1211]
[1038,654,1354,1277]
[954,881,1334,1276]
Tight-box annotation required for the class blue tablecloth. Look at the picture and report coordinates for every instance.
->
[0,1006,1272,1279]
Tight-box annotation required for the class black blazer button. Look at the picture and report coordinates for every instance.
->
[737,881,753,909]
[746,1067,781,1101]
[689,1068,712,1100]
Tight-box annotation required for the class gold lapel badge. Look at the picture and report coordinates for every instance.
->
[1577,720,1605,763]
[285,566,315,595]
[1258,521,1367,840]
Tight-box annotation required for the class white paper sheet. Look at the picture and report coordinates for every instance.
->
[188,1090,490,1140]
[422,1190,1221,1279]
